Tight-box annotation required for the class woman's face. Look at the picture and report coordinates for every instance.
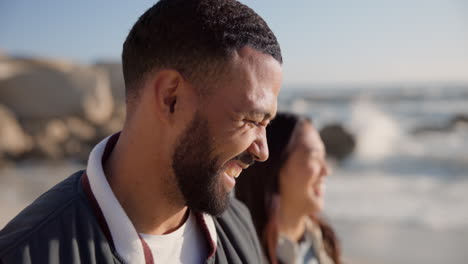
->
[279,122,330,214]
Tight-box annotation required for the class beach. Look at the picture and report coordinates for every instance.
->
[2,85,468,263]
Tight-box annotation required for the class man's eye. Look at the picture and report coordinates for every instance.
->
[251,121,260,126]
[246,120,260,127]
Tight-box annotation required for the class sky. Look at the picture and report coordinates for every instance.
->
[1,0,467,87]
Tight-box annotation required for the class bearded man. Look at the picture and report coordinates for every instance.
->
[0,0,282,263]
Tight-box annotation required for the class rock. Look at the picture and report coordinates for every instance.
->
[0,104,33,159]
[413,114,468,135]
[98,104,126,135]
[65,117,96,141]
[21,117,98,161]
[33,119,70,159]
[0,57,114,125]
[450,114,468,127]
[63,117,97,162]
[45,119,70,142]
[94,61,126,106]
[320,123,356,161]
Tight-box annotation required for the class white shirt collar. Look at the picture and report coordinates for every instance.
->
[86,135,218,263]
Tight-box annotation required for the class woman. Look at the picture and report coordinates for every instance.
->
[236,112,341,264]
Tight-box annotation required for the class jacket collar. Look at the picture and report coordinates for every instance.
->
[83,133,217,264]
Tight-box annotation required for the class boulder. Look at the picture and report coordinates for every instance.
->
[0,57,114,125]
[413,114,468,135]
[65,117,97,141]
[31,119,69,159]
[63,117,97,162]
[450,114,468,128]
[19,117,97,162]
[0,104,33,159]
[98,104,126,136]
[319,123,356,161]
[94,61,126,106]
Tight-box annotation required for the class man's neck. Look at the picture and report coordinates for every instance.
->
[103,130,188,235]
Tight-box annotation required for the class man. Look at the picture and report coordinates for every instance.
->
[0,0,282,263]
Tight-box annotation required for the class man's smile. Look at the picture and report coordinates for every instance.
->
[225,162,243,179]
[221,160,244,191]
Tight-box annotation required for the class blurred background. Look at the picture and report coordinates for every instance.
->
[1,1,467,263]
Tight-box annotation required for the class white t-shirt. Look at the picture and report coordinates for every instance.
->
[140,212,208,264]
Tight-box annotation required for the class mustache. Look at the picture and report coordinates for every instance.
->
[233,152,255,167]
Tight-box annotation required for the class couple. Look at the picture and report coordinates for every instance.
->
[0,0,340,263]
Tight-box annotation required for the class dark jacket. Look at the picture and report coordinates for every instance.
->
[0,171,263,264]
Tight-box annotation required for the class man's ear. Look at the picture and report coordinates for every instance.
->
[151,70,183,123]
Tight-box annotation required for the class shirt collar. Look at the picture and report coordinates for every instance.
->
[84,134,217,263]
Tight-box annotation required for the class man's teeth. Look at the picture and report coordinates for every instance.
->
[226,166,241,178]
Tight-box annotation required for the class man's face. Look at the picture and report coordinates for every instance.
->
[172,47,282,216]
[172,112,226,216]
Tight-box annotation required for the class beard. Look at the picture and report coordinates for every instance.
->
[172,112,230,216]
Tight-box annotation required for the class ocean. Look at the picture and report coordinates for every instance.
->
[279,84,468,264]
[1,84,467,263]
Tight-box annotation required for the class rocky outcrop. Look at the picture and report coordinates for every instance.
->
[450,114,468,127]
[0,57,114,125]
[0,57,127,165]
[94,61,126,106]
[0,105,33,161]
[320,123,356,161]
[413,114,468,135]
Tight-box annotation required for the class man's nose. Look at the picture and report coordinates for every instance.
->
[247,128,269,162]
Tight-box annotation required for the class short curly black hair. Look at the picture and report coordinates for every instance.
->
[122,0,282,103]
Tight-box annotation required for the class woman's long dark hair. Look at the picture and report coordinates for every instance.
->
[235,112,341,264]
